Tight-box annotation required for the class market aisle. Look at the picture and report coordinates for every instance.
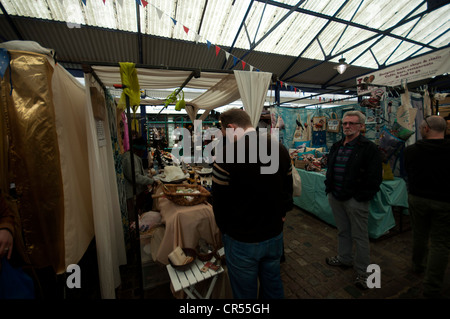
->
[116,206,450,299]
[281,206,450,299]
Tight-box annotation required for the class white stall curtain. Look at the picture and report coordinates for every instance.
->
[84,73,127,299]
[233,70,272,128]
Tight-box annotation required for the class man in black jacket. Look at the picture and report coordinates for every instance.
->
[324,110,382,290]
[404,115,450,298]
[212,108,293,299]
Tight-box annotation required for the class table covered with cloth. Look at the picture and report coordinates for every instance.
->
[149,195,232,298]
[154,197,223,265]
[293,169,409,239]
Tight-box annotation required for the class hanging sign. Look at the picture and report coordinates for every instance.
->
[356,47,450,95]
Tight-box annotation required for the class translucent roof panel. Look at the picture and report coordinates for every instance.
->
[1,0,449,69]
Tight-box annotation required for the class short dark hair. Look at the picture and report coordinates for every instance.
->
[219,108,253,129]
[132,136,147,150]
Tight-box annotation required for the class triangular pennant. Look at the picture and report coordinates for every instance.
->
[82,0,87,5]
[215,45,221,57]
[280,81,283,87]
[242,61,246,70]
[194,33,201,43]
[171,18,177,25]
[250,65,254,72]
[233,57,238,66]
[294,88,298,93]
[155,7,163,19]
[135,0,141,5]
[183,26,189,34]
[0,49,10,79]
[207,40,211,49]
[117,0,123,6]
[103,0,106,4]
[225,52,230,60]
[142,0,148,7]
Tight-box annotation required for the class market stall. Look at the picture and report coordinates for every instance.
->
[293,169,408,239]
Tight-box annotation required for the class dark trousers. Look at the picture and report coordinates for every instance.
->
[409,194,450,298]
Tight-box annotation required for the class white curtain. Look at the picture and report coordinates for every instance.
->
[233,70,272,127]
[84,73,127,298]
[52,62,95,270]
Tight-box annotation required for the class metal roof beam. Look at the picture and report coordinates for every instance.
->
[221,0,254,69]
[229,0,306,69]
[255,0,435,49]
[284,1,429,81]
[383,15,423,66]
[279,0,350,79]
[135,1,143,64]
[329,0,364,57]
[347,1,427,68]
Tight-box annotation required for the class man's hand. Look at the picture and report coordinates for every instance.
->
[0,229,13,260]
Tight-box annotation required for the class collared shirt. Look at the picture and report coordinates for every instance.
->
[332,138,357,198]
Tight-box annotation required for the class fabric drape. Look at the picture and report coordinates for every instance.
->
[1,50,65,273]
[52,62,95,270]
[233,70,272,128]
[84,74,127,298]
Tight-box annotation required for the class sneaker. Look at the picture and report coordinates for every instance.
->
[325,256,352,269]
[354,274,369,290]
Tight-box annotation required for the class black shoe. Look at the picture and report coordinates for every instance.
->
[325,256,352,269]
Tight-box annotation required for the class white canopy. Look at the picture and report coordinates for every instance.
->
[91,65,273,123]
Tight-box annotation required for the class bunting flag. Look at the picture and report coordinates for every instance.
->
[207,40,211,49]
[183,26,189,34]
[215,46,221,57]
[103,0,106,4]
[225,52,230,61]
[155,7,163,19]
[171,18,177,25]
[194,33,201,43]
[241,61,246,70]
[142,0,148,7]
[135,0,141,6]
[233,56,238,66]
[82,0,86,5]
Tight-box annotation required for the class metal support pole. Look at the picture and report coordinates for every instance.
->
[126,94,144,299]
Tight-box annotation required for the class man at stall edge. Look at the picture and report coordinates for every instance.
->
[324,110,382,290]
[212,108,293,299]
[404,115,450,299]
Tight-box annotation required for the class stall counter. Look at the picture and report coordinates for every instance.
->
[293,169,409,239]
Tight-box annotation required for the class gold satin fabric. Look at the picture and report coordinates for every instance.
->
[1,51,65,273]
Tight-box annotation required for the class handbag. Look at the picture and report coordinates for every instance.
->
[293,114,307,141]
[312,116,326,131]
[396,86,417,131]
[0,256,35,299]
[326,112,341,133]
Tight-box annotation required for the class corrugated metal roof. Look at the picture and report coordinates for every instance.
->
[1,0,449,93]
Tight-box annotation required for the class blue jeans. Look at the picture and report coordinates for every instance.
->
[223,232,284,299]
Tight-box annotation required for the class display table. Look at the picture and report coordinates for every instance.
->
[154,197,222,265]
[150,195,232,298]
[293,169,409,239]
